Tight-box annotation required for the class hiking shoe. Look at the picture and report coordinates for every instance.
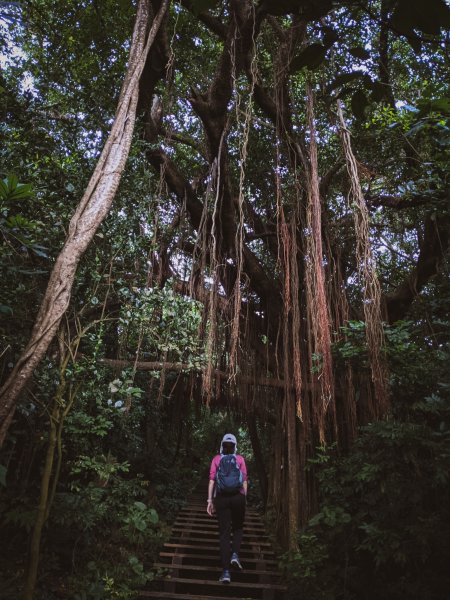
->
[219,569,231,583]
[230,552,243,570]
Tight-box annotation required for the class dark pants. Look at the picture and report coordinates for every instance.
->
[214,493,246,568]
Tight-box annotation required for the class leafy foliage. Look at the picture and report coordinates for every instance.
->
[283,406,450,600]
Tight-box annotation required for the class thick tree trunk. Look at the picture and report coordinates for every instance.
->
[247,415,268,506]
[0,0,170,447]
[267,406,283,522]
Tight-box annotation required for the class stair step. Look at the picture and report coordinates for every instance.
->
[178,512,262,523]
[153,563,282,578]
[140,593,258,599]
[171,526,269,539]
[163,543,275,557]
[173,523,267,534]
[175,515,266,525]
[166,535,272,547]
[180,506,261,515]
[155,576,287,591]
[159,552,277,566]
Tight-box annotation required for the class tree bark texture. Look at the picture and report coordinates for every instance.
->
[247,415,269,506]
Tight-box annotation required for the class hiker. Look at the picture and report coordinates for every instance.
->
[207,433,248,584]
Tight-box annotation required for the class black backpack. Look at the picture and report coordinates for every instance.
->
[215,454,243,495]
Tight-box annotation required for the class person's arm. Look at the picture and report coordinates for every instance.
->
[207,457,217,516]
[239,456,248,496]
[207,479,215,516]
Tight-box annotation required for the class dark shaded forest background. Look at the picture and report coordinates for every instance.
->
[0,0,449,599]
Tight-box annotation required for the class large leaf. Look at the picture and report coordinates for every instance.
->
[370,80,388,102]
[322,25,339,48]
[291,43,327,72]
[349,46,370,60]
[190,0,218,15]
[351,89,369,120]
[6,214,35,230]
[413,0,450,34]
[391,0,450,37]
[148,508,159,524]
[417,97,450,115]
[260,0,333,19]
[0,176,33,202]
[260,0,300,15]
[325,71,366,94]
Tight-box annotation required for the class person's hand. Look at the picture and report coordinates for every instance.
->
[206,499,215,516]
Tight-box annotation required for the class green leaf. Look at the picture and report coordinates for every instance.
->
[407,34,422,55]
[0,177,33,202]
[148,508,159,524]
[30,246,49,259]
[261,0,303,16]
[349,46,370,60]
[351,89,369,119]
[9,184,33,200]
[322,26,338,48]
[291,43,327,72]
[134,501,147,511]
[134,519,147,532]
[412,0,450,34]
[190,0,218,15]
[370,80,388,102]
[417,97,450,115]
[0,179,9,200]
[392,0,450,37]
[6,214,35,229]
[8,174,18,190]
[326,71,366,94]
[391,2,416,36]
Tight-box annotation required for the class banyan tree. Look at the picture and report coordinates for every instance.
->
[1,0,448,548]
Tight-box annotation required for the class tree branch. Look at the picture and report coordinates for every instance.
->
[367,193,446,209]
[179,0,227,39]
[385,214,449,323]
[97,356,292,389]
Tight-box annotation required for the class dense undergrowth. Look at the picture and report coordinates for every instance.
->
[282,313,450,600]
[0,374,256,599]
[283,407,450,600]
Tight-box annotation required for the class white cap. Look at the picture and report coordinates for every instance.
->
[220,433,237,454]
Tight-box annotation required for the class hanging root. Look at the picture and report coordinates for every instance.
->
[289,208,303,421]
[337,101,389,416]
[304,83,335,442]
[202,156,221,404]
[229,10,257,379]
[328,241,357,442]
